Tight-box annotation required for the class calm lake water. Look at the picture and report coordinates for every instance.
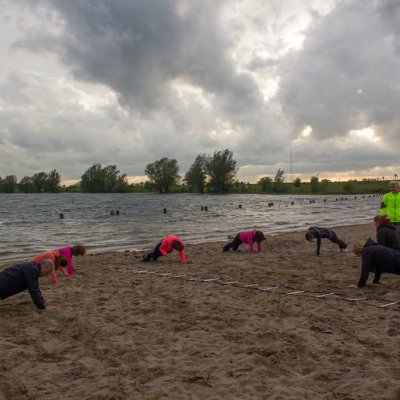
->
[0,193,380,263]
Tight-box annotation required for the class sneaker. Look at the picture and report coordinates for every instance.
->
[340,246,349,252]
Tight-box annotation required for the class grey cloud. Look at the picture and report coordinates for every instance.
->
[278,0,400,142]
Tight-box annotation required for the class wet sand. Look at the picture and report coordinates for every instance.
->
[1,223,400,400]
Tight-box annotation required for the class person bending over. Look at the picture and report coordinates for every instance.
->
[373,215,400,251]
[0,259,57,311]
[142,235,186,263]
[56,244,86,276]
[349,239,400,288]
[29,250,67,285]
[223,229,265,253]
[305,226,348,256]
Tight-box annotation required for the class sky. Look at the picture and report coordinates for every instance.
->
[0,0,399,185]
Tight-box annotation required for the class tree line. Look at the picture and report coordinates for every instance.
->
[0,148,390,194]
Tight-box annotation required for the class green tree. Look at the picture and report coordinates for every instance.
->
[258,176,273,192]
[310,176,319,193]
[81,164,106,192]
[272,168,287,193]
[205,149,237,193]
[2,175,18,193]
[33,172,48,192]
[46,169,61,192]
[145,157,180,193]
[184,154,207,193]
[274,168,285,183]
[293,177,301,187]
[19,176,35,193]
[81,164,128,192]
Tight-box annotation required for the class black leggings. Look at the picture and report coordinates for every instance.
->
[223,234,243,252]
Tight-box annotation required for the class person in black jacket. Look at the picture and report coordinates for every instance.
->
[305,226,348,255]
[349,239,400,288]
[374,215,400,251]
[0,259,57,310]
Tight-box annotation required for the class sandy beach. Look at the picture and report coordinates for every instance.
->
[1,223,400,400]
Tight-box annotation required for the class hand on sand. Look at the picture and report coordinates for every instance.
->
[348,284,359,289]
[44,305,58,312]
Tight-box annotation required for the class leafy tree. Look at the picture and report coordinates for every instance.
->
[81,164,128,192]
[46,169,61,192]
[274,168,285,183]
[2,175,18,193]
[184,154,207,193]
[103,165,128,192]
[205,149,237,193]
[273,169,287,193]
[33,172,48,192]
[81,164,106,192]
[310,176,319,193]
[145,157,180,193]
[19,176,35,193]
[258,176,273,192]
[293,177,301,187]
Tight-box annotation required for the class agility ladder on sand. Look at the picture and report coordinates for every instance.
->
[114,267,400,311]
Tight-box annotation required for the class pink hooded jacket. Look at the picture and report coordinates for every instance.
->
[239,230,263,253]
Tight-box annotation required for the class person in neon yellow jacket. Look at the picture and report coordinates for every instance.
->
[380,181,400,233]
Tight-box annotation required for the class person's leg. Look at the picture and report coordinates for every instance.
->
[231,234,243,251]
[395,224,400,234]
[223,234,242,252]
[142,241,162,261]
[330,232,348,250]
[152,242,163,261]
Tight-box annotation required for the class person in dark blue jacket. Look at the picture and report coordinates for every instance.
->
[305,226,348,255]
[0,259,56,310]
[349,239,400,288]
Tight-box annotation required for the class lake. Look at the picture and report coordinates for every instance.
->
[0,192,380,262]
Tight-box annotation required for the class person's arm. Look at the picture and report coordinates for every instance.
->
[66,259,74,276]
[372,269,382,284]
[24,268,46,309]
[380,195,387,216]
[248,240,255,253]
[316,236,322,256]
[257,241,262,252]
[179,250,186,263]
[357,251,372,288]
[50,269,59,285]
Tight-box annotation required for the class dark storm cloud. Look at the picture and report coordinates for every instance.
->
[279,0,400,142]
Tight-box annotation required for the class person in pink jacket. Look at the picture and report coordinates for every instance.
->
[223,229,266,253]
[142,235,186,263]
[56,244,86,276]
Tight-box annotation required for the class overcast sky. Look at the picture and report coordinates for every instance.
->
[0,0,399,184]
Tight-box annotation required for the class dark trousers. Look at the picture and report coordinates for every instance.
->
[223,234,243,252]
[329,232,347,249]
[142,241,163,262]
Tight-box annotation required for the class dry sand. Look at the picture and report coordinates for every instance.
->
[1,223,400,400]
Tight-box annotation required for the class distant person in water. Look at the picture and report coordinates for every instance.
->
[349,239,400,288]
[142,235,186,263]
[0,259,57,310]
[373,215,400,251]
[29,250,68,285]
[223,229,265,253]
[56,244,86,276]
[305,226,348,256]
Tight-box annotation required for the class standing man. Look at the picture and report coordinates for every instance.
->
[0,259,57,311]
[380,181,400,233]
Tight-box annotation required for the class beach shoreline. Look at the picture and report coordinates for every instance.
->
[2,223,400,400]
